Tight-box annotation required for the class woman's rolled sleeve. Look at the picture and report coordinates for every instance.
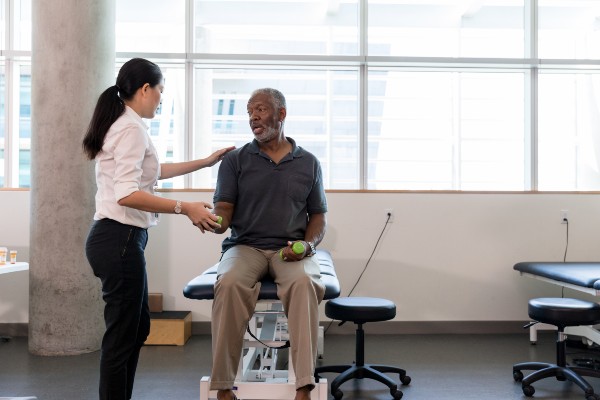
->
[112,126,148,202]
[114,181,140,202]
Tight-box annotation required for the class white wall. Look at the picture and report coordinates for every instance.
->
[2,189,600,325]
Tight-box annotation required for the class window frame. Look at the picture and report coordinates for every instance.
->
[5,0,600,191]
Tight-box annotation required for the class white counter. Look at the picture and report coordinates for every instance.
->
[0,262,29,274]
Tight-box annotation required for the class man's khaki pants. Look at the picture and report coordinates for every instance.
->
[210,245,325,391]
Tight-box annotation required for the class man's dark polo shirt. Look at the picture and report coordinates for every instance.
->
[214,137,327,252]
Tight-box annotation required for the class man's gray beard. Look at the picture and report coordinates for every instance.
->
[255,127,278,143]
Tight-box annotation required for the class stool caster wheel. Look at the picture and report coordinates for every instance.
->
[513,370,523,382]
[400,374,411,385]
[522,385,535,397]
[333,389,344,400]
[391,388,403,399]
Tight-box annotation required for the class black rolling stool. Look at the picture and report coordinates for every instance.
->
[513,298,600,400]
[315,297,411,400]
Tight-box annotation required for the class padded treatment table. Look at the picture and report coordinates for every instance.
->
[184,249,340,301]
[514,262,600,345]
[183,249,340,400]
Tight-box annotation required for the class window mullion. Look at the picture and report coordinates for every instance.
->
[525,0,538,190]
[4,0,14,188]
[184,0,193,188]
[359,0,367,190]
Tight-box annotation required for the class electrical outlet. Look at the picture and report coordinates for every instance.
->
[385,208,394,223]
[561,210,569,224]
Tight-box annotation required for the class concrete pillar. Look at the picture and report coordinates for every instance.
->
[29,0,115,355]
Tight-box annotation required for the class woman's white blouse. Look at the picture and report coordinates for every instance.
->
[93,106,161,228]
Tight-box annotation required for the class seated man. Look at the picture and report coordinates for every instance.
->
[210,88,327,400]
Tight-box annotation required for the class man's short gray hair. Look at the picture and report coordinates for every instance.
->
[250,88,286,110]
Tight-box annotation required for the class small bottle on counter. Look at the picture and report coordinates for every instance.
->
[9,250,17,264]
[0,247,7,265]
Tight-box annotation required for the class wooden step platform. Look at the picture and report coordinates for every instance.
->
[145,311,191,346]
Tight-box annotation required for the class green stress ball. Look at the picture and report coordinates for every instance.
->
[292,242,305,254]
[279,241,305,260]
[216,215,223,225]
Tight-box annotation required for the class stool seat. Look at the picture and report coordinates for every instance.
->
[325,297,396,323]
[514,297,600,400]
[528,297,600,328]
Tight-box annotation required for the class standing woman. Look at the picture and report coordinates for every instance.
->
[82,58,233,400]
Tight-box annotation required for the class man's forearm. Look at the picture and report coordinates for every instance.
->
[304,213,327,247]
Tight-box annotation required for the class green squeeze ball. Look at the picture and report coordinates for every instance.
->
[279,241,305,260]
[292,242,305,254]
[216,215,223,225]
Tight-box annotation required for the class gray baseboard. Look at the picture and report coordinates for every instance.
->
[1,321,531,338]
[0,323,28,337]
[322,320,530,335]
[193,320,530,336]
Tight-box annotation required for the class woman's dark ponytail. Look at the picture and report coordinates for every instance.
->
[83,85,124,159]
[82,58,163,160]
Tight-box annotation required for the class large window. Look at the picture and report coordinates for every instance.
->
[4,1,600,191]
[193,1,359,56]
[0,0,31,188]
[538,72,600,190]
[368,0,524,58]
[368,69,525,190]
[192,67,360,188]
